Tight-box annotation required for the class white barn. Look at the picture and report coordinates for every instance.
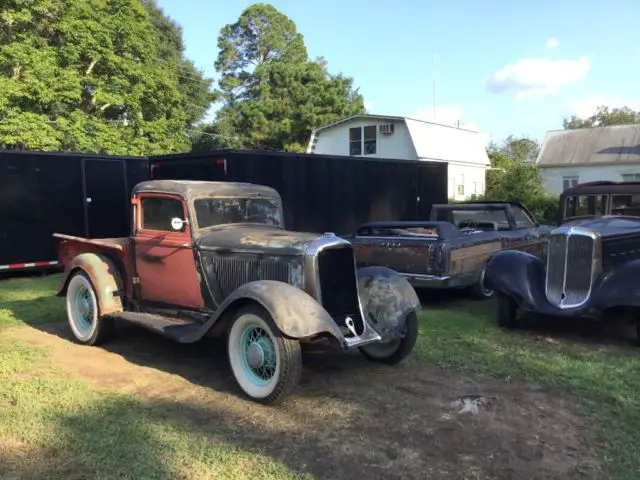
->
[537,124,640,195]
[306,114,491,200]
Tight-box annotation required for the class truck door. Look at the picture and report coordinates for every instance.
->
[133,193,204,309]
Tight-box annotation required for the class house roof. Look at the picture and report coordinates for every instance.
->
[310,114,490,166]
[537,123,640,167]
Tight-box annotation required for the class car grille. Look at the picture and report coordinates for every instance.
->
[316,246,363,334]
[204,254,293,300]
[545,231,595,308]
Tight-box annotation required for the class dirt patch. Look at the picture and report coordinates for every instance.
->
[8,323,602,480]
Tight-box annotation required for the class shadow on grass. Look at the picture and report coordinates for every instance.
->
[1,293,607,480]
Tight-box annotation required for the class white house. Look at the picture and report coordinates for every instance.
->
[306,114,491,200]
[537,124,640,195]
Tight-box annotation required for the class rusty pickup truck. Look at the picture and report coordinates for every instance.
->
[348,201,552,299]
[53,180,421,404]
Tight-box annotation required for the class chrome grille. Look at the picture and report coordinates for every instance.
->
[205,255,292,299]
[545,229,596,308]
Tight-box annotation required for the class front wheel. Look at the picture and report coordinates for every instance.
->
[497,294,519,328]
[65,271,114,346]
[227,305,302,404]
[359,312,419,365]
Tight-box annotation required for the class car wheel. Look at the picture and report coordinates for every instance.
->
[359,312,419,365]
[497,294,519,328]
[66,271,114,346]
[227,305,302,404]
[470,264,495,300]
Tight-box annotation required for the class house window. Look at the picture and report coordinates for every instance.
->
[349,127,362,155]
[562,175,579,191]
[621,173,640,181]
[363,125,377,154]
[457,174,465,196]
[348,125,377,155]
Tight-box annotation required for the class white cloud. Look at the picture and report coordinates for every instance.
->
[487,56,591,100]
[567,95,640,118]
[364,101,374,112]
[546,38,559,49]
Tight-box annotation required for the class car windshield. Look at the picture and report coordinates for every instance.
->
[436,208,511,230]
[195,197,283,229]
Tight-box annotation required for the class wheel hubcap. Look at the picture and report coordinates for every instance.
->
[240,325,276,385]
[74,286,94,334]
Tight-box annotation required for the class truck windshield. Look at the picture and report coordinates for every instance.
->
[194,197,283,229]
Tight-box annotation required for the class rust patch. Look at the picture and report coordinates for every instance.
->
[57,253,124,316]
[357,267,421,342]
[450,241,502,276]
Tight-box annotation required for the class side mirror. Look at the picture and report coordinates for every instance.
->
[170,217,187,231]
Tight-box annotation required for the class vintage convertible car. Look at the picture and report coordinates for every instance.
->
[485,215,640,340]
[347,201,552,299]
[560,180,640,223]
[53,180,421,404]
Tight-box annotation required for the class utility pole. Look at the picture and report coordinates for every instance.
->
[433,53,437,121]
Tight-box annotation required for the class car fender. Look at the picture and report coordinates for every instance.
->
[484,250,547,309]
[203,280,345,342]
[356,266,421,342]
[591,259,640,310]
[56,253,124,316]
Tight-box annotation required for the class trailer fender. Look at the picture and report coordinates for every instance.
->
[56,253,124,316]
[205,280,345,342]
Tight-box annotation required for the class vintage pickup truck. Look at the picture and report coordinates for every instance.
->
[348,201,552,299]
[53,180,421,404]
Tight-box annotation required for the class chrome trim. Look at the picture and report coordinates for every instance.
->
[544,226,601,309]
[304,233,382,348]
[399,272,477,289]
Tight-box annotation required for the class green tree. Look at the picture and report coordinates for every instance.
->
[197,3,365,152]
[0,0,214,154]
[563,105,640,129]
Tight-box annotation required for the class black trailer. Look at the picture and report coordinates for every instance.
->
[149,149,447,235]
[0,150,148,272]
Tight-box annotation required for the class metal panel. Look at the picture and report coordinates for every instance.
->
[84,158,129,238]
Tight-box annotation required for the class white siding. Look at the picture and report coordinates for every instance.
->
[313,119,417,160]
[447,163,486,200]
[541,164,640,195]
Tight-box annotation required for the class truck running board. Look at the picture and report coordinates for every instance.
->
[114,311,206,344]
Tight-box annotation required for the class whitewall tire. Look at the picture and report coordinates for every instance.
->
[227,305,301,404]
[65,271,113,346]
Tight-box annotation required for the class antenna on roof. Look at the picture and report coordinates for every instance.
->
[433,53,437,121]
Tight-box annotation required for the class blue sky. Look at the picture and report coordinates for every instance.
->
[157,0,640,143]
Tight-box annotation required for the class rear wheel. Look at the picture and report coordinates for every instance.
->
[359,312,419,365]
[470,264,495,300]
[227,305,301,404]
[497,294,519,328]
[66,271,114,346]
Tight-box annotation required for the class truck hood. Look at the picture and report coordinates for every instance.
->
[194,225,325,255]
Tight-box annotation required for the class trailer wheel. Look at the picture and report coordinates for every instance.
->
[66,271,114,346]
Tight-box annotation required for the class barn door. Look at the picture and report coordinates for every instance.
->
[82,158,129,238]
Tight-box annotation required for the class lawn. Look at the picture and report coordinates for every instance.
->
[0,274,639,479]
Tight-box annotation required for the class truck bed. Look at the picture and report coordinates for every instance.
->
[54,233,132,270]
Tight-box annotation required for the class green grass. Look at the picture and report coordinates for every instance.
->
[0,275,311,480]
[1,275,639,478]
[416,299,640,479]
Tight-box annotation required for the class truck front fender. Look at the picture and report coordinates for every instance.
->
[56,253,124,316]
[204,280,345,342]
[591,259,640,311]
[357,266,421,342]
[484,250,547,310]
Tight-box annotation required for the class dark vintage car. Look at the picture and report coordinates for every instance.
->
[347,201,553,299]
[560,180,640,223]
[53,180,421,404]
[485,215,640,340]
